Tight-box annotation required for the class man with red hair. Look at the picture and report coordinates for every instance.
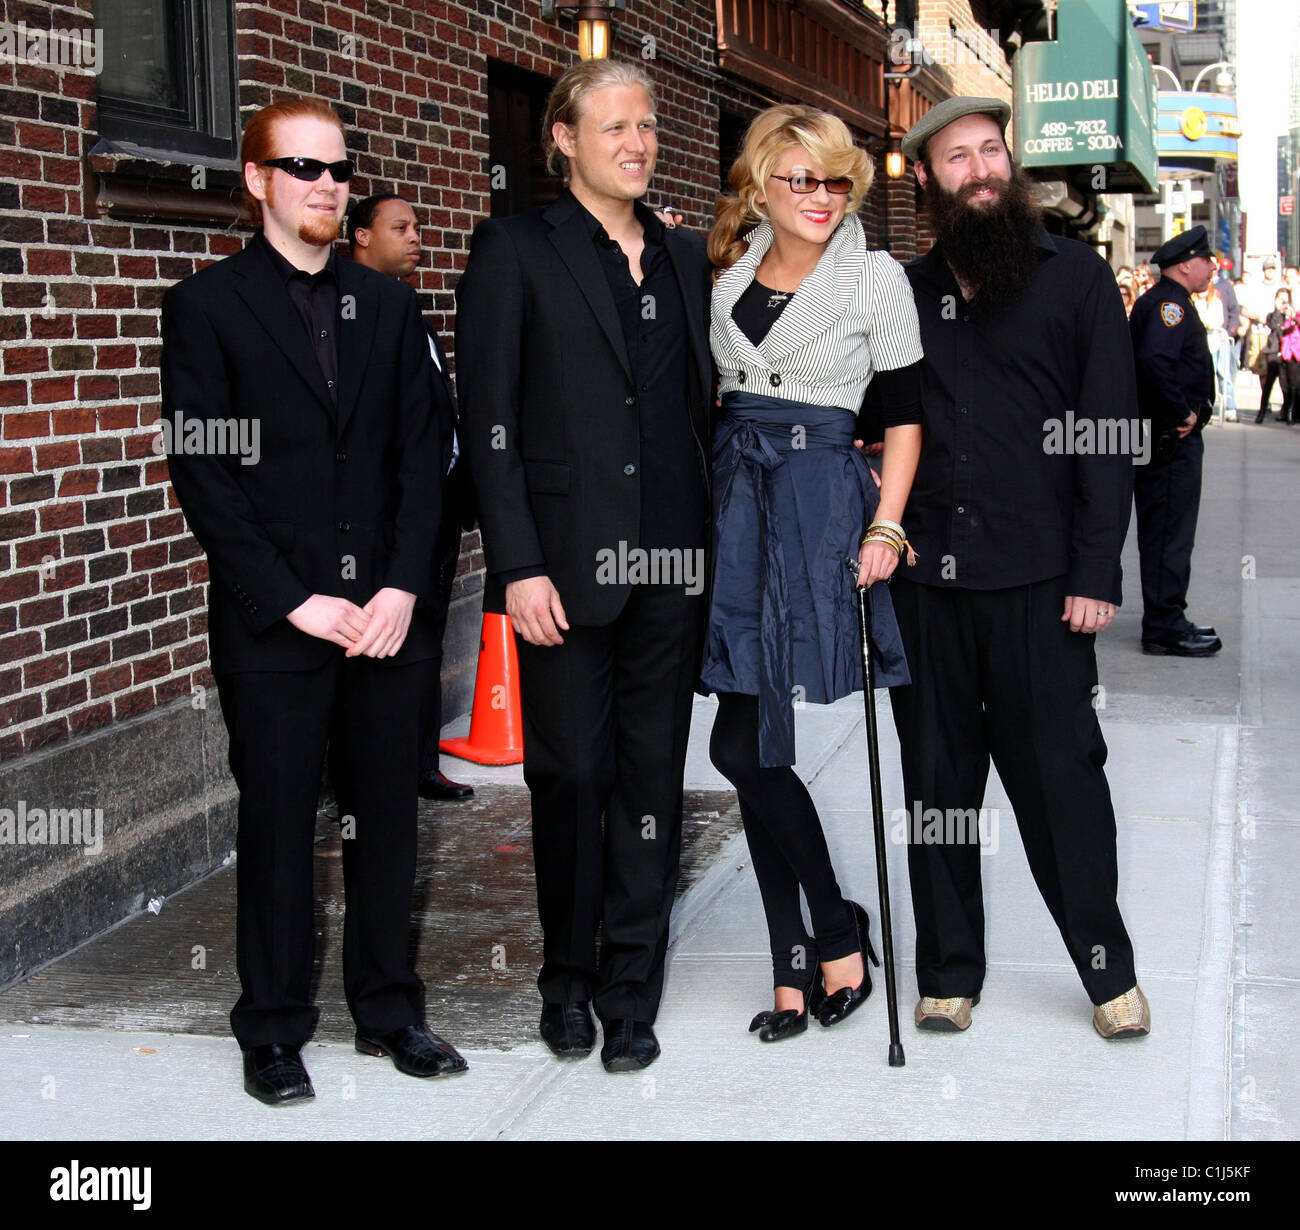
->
[162,98,464,1105]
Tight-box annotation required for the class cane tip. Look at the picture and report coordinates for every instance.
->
[888,1042,906,1067]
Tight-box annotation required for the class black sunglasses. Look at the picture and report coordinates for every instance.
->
[770,173,853,195]
[260,156,355,183]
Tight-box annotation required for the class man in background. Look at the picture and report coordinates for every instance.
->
[348,193,476,803]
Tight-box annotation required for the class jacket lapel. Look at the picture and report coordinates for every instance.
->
[334,258,377,437]
[713,223,771,369]
[544,195,633,384]
[231,240,336,419]
[759,215,864,363]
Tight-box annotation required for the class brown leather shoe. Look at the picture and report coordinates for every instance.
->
[1093,985,1151,1039]
[914,994,979,1031]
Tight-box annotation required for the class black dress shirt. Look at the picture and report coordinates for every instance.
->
[257,231,340,403]
[571,190,704,553]
[903,229,1136,604]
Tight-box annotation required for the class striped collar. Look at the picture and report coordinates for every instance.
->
[714,214,867,366]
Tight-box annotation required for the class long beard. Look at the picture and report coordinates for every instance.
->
[924,169,1042,309]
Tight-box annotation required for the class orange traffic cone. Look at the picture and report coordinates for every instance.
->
[439,612,525,765]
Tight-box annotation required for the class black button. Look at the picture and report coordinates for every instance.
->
[737,370,746,384]
[327,379,335,389]
[959,454,967,462]
[641,383,650,391]
[962,314,970,322]
[623,464,636,476]
[770,373,781,387]
[335,451,347,463]
[625,395,635,406]
[956,506,965,514]
[959,406,968,415]
[338,520,350,532]
[320,329,328,338]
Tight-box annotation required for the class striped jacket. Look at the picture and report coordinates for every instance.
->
[711,213,923,410]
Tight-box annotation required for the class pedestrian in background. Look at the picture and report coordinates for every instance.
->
[347,193,477,805]
[1193,276,1233,424]
[1255,287,1291,423]
[1274,290,1300,424]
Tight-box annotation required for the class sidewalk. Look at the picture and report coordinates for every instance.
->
[2,376,1296,1140]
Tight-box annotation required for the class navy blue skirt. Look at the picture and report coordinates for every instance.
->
[701,392,910,768]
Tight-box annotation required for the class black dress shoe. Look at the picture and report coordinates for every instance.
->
[1142,632,1222,657]
[242,1043,315,1107]
[354,1023,468,1077]
[539,1001,595,1058]
[418,770,474,801]
[817,901,881,1028]
[749,968,825,1043]
[600,1019,660,1072]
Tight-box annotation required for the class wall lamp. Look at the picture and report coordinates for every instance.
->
[542,1,626,60]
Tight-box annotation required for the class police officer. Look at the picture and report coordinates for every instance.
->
[1131,225,1222,656]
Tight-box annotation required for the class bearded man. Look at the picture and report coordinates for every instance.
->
[888,98,1149,1039]
[162,98,465,1105]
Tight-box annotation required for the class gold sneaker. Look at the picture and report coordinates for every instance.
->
[914,994,979,1031]
[1093,985,1151,1039]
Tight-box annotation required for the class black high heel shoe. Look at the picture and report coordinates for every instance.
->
[816,900,881,1028]
[748,967,826,1043]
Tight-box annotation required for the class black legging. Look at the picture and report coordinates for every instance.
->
[709,692,858,988]
[1259,358,1281,415]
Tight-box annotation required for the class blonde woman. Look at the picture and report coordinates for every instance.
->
[703,106,923,1040]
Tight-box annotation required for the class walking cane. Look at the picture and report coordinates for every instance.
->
[846,558,905,1067]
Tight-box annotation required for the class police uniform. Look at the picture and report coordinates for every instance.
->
[1130,226,1221,655]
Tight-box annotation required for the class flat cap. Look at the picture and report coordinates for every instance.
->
[901,95,1011,162]
[1152,225,1213,268]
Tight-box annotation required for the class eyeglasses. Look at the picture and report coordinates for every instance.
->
[259,156,355,183]
[769,173,853,195]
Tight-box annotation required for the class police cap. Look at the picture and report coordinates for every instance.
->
[1152,226,1214,269]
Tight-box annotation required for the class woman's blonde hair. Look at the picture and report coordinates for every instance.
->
[709,105,874,274]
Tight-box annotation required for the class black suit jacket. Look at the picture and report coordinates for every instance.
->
[161,236,445,673]
[454,193,713,626]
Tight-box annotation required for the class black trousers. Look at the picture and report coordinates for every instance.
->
[418,487,465,776]
[888,576,1137,1006]
[1259,358,1281,412]
[708,693,858,988]
[1133,431,1204,642]
[516,584,701,1023]
[1280,359,1300,422]
[215,655,429,1049]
